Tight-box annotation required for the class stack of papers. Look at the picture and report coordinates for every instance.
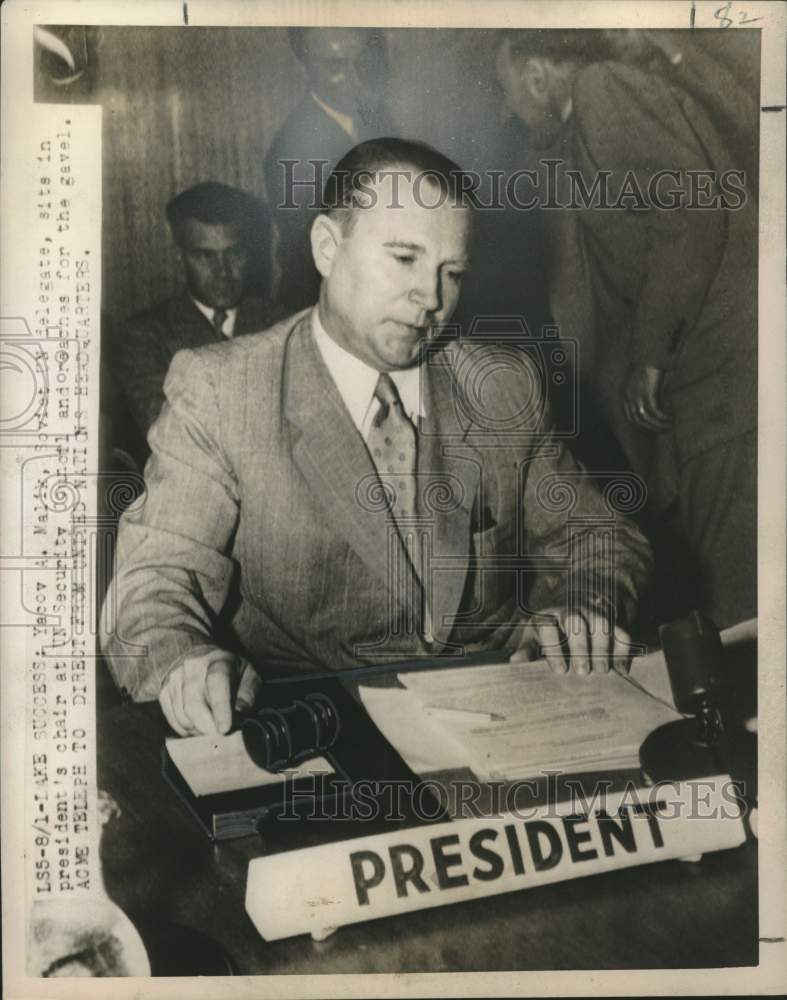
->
[397,659,680,780]
[357,650,686,782]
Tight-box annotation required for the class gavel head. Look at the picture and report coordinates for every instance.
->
[241,692,341,771]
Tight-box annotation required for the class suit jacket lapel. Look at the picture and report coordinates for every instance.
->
[284,315,422,621]
[419,349,481,648]
[165,292,218,354]
[235,297,258,336]
[236,296,279,336]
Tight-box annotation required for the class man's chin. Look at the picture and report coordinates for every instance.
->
[380,331,427,369]
[206,296,242,311]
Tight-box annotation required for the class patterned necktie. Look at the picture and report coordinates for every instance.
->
[367,373,418,529]
[367,373,431,640]
[212,308,228,338]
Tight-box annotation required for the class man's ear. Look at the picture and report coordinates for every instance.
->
[522,56,551,102]
[310,213,343,278]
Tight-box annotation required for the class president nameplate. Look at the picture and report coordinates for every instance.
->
[246,777,746,941]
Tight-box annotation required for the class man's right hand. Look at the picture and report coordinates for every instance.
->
[159,649,261,737]
[622,363,672,432]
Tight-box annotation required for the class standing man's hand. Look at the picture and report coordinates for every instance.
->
[159,649,262,736]
[509,607,633,676]
[623,364,672,432]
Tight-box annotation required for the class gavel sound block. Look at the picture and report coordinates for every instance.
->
[162,675,446,842]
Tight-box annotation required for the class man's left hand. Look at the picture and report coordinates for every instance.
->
[509,607,633,675]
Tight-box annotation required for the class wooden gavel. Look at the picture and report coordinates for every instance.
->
[240,692,341,771]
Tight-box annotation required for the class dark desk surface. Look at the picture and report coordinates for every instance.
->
[97,648,758,975]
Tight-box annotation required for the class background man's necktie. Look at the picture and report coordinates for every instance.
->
[212,308,227,337]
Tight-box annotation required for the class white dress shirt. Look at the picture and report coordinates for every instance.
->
[311,309,425,440]
[311,92,358,141]
[192,298,238,338]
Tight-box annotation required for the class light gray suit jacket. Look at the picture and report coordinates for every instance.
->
[102,311,652,701]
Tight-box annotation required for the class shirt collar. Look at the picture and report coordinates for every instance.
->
[311,309,425,435]
[310,92,357,140]
[191,297,237,337]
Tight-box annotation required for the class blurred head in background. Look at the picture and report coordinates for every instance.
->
[289,27,388,116]
[495,30,614,148]
[166,181,258,310]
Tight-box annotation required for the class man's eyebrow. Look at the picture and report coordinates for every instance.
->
[382,240,471,268]
[383,241,425,252]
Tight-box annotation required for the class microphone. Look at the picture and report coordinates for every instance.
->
[658,610,726,746]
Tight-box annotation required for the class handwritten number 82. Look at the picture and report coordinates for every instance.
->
[714,2,762,28]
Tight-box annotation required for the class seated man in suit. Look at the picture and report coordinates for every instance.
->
[101,138,653,738]
[265,27,394,312]
[108,181,284,445]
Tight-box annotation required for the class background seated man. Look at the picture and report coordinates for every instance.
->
[107,180,285,452]
[101,138,653,738]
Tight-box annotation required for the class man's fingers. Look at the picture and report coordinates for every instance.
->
[182,678,221,735]
[649,402,672,425]
[234,663,262,714]
[636,398,669,431]
[643,406,672,430]
[170,677,199,735]
[204,658,234,734]
[642,383,672,428]
[626,399,657,432]
[563,611,591,675]
[516,612,628,678]
[509,645,534,664]
[643,381,671,423]
[588,613,613,673]
[161,670,195,736]
[612,626,633,674]
[160,687,190,737]
[159,649,241,737]
[535,617,567,674]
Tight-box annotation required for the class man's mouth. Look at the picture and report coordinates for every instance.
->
[392,320,429,336]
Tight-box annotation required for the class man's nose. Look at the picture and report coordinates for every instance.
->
[410,270,441,315]
[213,253,234,279]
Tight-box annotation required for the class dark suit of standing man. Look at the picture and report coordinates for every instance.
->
[496,33,757,629]
[102,139,652,738]
[108,182,284,446]
[265,28,395,313]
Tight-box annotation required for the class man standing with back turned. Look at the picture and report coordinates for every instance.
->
[102,138,652,737]
[495,31,757,628]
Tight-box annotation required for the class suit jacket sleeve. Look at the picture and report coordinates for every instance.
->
[110,311,175,435]
[576,62,725,370]
[519,370,653,629]
[100,348,241,701]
